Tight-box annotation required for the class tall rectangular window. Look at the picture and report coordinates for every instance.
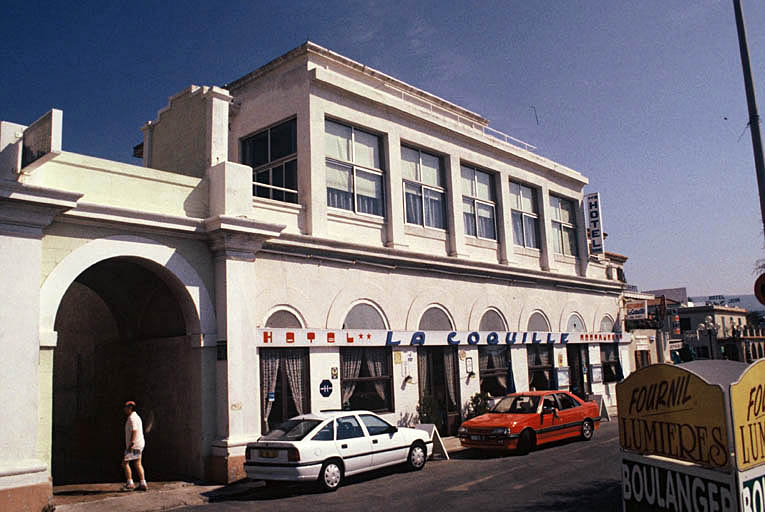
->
[461,165,496,240]
[550,195,578,256]
[527,345,554,390]
[325,119,384,217]
[600,344,623,383]
[242,118,298,204]
[340,348,393,412]
[402,145,446,229]
[510,181,540,249]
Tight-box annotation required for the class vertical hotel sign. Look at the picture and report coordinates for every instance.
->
[730,359,765,471]
[585,192,604,254]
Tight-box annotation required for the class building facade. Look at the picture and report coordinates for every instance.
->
[0,42,631,508]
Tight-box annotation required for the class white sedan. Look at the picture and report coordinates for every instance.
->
[244,410,432,491]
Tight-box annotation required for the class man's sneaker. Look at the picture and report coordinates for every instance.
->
[137,484,148,492]
[120,484,135,492]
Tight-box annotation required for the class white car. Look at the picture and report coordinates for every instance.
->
[244,410,432,491]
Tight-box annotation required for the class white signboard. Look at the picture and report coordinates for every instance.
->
[256,329,631,347]
[625,300,648,320]
[585,192,605,254]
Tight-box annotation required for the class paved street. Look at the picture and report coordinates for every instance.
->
[176,421,622,512]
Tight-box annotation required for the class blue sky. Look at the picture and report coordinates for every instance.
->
[2,1,764,296]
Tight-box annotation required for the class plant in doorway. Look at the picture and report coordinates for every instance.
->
[416,394,439,425]
[466,392,491,419]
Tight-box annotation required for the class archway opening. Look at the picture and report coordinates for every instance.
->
[52,257,202,484]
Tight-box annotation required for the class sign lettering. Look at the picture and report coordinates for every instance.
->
[731,360,765,471]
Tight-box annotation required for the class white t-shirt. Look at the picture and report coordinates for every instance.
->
[125,411,146,450]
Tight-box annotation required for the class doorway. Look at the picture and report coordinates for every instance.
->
[566,344,591,400]
[260,348,310,432]
[418,347,461,436]
[52,257,202,484]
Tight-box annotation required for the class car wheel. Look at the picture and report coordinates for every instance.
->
[581,419,594,441]
[406,442,427,471]
[318,460,343,492]
[517,429,535,455]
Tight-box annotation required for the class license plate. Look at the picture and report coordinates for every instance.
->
[260,449,278,458]
[470,435,484,441]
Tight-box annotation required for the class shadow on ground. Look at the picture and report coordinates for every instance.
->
[524,480,622,512]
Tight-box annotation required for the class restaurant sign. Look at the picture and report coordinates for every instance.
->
[616,364,730,468]
[730,359,765,471]
[256,329,631,347]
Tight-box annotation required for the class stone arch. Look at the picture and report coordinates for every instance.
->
[599,314,615,332]
[405,289,461,330]
[255,285,313,328]
[467,293,511,331]
[40,235,216,345]
[39,235,216,484]
[342,300,390,329]
[592,299,620,334]
[558,301,587,332]
[417,304,456,330]
[264,306,306,328]
[524,310,552,331]
[325,281,395,329]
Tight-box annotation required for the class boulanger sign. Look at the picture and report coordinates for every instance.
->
[731,360,765,471]
[257,329,631,347]
[740,466,765,512]
[622,453,737,512]
[616,364,730,468]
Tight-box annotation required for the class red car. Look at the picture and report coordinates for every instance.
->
[458,391,600,454]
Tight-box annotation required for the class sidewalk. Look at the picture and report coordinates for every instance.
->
[54,438,467,511]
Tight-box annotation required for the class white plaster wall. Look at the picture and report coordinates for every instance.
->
[389,346,420,426]
[308,348,342,414]
[0,233,48,487]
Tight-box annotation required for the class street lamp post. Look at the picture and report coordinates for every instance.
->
[697,315,721,359]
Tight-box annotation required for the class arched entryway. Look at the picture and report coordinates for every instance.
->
[49,254,208,484]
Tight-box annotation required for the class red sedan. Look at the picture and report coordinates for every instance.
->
[458,391,600,454]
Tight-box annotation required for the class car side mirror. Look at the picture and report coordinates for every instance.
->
[386,425,398,434]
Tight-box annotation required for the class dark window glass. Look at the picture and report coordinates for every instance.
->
[360,414,392,435]
[340,348,393,412]
[336,416,365,440]
[556,393,579,410]
[261,419,320,441]
[270,119,297,160]
[242,118,298,204]
[311,422,334,441]
[243,132,269,168]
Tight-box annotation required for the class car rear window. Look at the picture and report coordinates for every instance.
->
[492,395,540,414]
[261,419,321,441]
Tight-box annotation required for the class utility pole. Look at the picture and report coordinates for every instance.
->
[732,0,765,240]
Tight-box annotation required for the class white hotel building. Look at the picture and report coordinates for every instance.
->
[0,42,630,507]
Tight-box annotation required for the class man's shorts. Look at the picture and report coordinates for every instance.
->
[123,449,143,461]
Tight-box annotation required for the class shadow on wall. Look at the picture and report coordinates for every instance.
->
[397,412,418,428]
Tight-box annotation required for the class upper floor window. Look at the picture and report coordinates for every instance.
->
[242,118,297,204]
[461,165,496,240]
[402,145,446,229]
[325,119,384,217]
[550,195,578,256]
[510,181,539,249]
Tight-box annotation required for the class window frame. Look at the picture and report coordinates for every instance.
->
[325,119,386,218]
[526,344,554,391]
[600,344,623,383]
[401,145,447,230]
[478,345,512,397]
[549,194,579,257]
[510,181,540,249]
[242,117,298,204]
[461,164,497,240]
[339,347,394,413]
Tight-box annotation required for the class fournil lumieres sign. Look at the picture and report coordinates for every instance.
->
[257,329,630,347]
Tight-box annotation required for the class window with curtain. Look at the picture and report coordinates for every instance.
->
[325,119,384,216]
[478,309,515,396]
[550,195,578,256]
[510,181,540,249]
[242,118,298,204]
[527,345,554,391]
[461,165,496,240]
[340,348,393,412]
[600,344,623,383]
[402,145,446,230]
[260,348,310,432]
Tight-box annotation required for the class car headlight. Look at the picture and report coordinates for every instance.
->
[458,426,467,435]
[491,427,510,436]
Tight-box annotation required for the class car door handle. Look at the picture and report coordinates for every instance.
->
[372,440,378,444]
[341,444,348,449]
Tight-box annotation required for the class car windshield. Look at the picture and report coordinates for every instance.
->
[261,419,322,441]
[492,395,540,414]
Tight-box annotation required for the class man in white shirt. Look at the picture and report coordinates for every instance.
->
[121,400,148,491]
